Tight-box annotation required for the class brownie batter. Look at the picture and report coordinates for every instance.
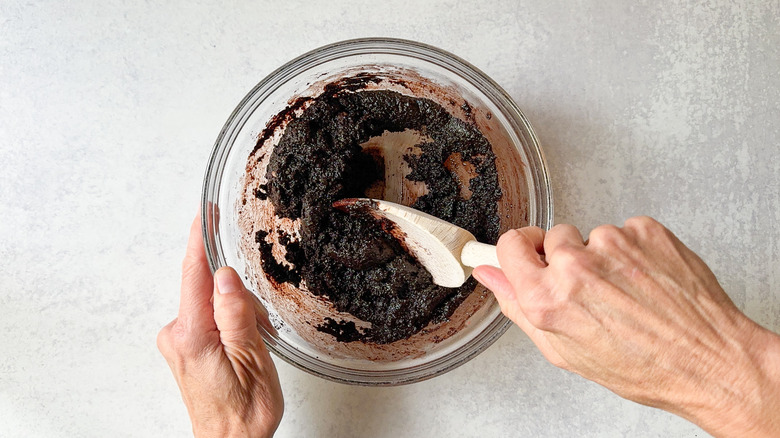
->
[254,87,502,344]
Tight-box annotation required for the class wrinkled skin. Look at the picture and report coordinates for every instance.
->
[157,214,780,437]
[157,216,283,438]
[474,217,780,438]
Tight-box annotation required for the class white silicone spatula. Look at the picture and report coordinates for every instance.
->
[334,198,499,288]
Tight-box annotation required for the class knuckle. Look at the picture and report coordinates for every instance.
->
[623,216,672,245]
[548,223,566,233]
[624,216,662,233]
[497,228,524,249]
[549,223,576,235]
[551,244,584,266]
[498,227,543,249]
[156,326,171,356]
[587,224,622,248]
[164,321,201,360]
[181,253,209,280]
[156,319,195,361]
[549,243,600,286]
[218,293,253,318]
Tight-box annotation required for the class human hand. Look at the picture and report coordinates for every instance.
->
[473,217,780,438]
[157,216,283,438]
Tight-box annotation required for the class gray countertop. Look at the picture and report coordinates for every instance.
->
[1,1,777,437]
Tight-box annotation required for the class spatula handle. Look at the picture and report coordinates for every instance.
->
[460,240,500,269]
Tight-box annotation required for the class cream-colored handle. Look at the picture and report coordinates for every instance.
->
[460,240,499,269]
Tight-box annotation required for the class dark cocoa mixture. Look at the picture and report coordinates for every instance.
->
[254,88,502,344]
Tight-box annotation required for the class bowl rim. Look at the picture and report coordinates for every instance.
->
[201,37,553,386]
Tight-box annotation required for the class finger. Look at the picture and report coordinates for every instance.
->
[544,224,585,260]
[178,214,217,334]
[495,227,547,289]
[473,266,567,368]
[213,267,263,349]
[213,270,283,418]
[473,265,527,325]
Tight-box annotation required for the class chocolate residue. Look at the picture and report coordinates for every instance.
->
[319,317,364,343]
[254,230,301,286]
[251,96,314,155]
[255,88,502,344]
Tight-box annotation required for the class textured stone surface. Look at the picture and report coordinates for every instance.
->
[0,0,777,437]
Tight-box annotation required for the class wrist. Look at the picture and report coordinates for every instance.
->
[193,418,275,438]
[688,317,780,438]
[743,327,780,436]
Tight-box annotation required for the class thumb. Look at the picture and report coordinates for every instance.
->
[473,265,523,324]
[213,267,262,347]
[473,265,567,368]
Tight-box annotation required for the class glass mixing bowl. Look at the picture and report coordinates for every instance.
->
[201,38,552,385]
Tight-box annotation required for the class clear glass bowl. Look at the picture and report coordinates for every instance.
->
[201,38,553,386]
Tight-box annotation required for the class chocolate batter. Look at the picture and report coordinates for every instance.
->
[254,88,502,344]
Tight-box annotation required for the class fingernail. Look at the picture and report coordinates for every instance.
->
[215,268,242,294]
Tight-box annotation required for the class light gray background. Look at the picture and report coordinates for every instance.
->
[1,1,778,437]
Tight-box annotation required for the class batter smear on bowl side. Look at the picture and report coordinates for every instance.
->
[247,87,502,344]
